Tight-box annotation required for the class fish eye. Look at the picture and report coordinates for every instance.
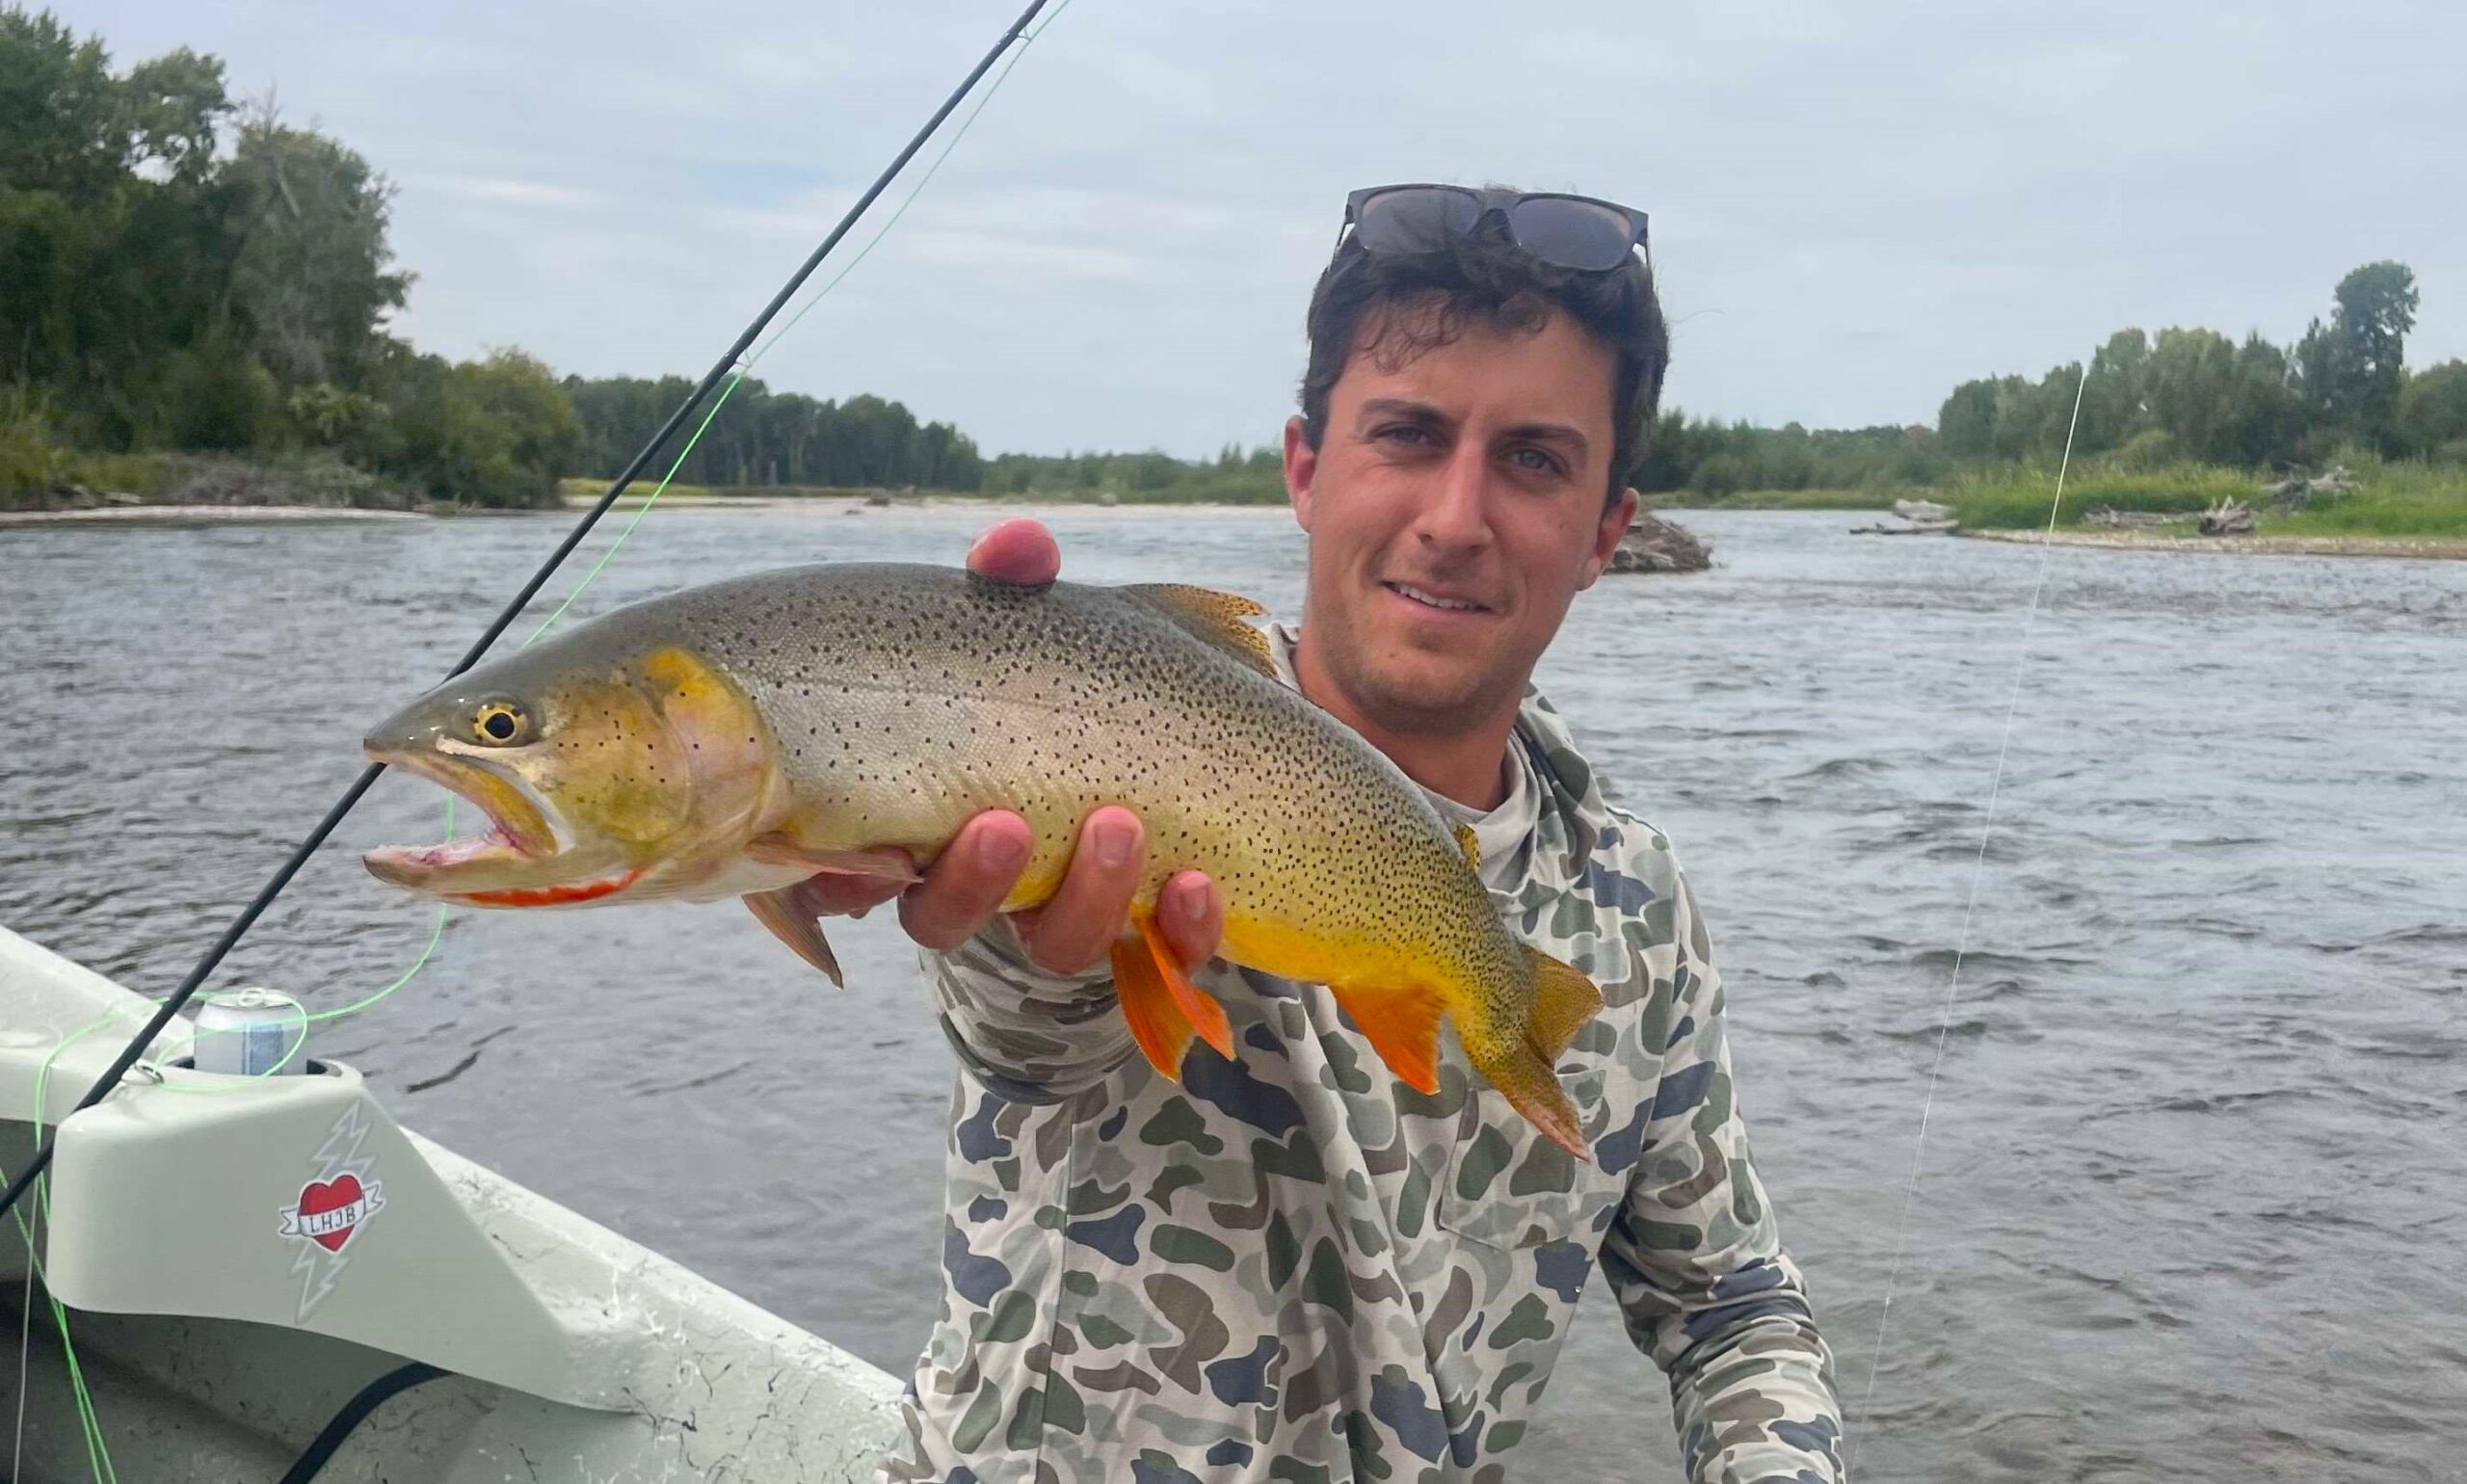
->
[471,701,530,747]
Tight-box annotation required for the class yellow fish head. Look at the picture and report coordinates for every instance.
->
[361,642,779,908]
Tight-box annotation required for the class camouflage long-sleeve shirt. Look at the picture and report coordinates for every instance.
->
[879,631,1843,1483]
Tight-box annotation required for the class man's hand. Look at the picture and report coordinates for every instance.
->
[783,517,1224,975]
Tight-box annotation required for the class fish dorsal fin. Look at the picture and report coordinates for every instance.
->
[1125,583,1276,678]
[1453,823,1480,872]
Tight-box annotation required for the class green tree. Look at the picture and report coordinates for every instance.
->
[1937,380,1998,459]
[2144,328,2241,464]
[2396,360,2467,461]
[2075,329,2151,455]
[2296,260,2418,450]
[2219,333,2303,467]
[218,105,411,387]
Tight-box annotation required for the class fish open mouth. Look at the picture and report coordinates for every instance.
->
[364,748,650,906]
[364,748,566,888]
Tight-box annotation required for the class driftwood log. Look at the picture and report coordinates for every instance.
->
[1851,518,1957,535]
[1606,510,1711,572]
[2198,498,2256,536]
[2258,463,2357,512]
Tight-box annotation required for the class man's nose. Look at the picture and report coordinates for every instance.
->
[1415,440,1492,551]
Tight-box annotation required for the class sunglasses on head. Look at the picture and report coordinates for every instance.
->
[1339,184,1651,274]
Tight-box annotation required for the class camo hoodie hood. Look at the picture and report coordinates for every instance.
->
[878,627,1843,1483]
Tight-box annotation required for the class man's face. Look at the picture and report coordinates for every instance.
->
[1285,305,1637,739]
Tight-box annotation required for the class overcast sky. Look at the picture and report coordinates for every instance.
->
[82,0,2467,459]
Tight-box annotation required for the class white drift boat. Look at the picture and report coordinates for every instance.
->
[1,924,904,1481]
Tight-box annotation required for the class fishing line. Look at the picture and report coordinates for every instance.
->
[0,0,1062,1233]
[1847,355,2092,1468]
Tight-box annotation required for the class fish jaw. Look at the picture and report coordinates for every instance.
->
[362,744,646,904]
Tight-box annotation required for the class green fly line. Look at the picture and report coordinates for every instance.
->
[17,6,1076,1476]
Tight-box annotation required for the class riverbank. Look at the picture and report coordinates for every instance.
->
[1960,527,2467,559]
[0,504,427,527]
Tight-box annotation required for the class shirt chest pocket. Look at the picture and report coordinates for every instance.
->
[1434,1056,1633,1250]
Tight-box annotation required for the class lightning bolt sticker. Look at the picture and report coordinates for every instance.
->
[279,1100,388,1321]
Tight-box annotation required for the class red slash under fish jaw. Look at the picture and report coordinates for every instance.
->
[453,867,649,908]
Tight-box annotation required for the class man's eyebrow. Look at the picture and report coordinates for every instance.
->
[1499,421,1591,457]
[1353,398,1451,427]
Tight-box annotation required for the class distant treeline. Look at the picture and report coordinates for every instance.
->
[1653,262,2466,497]
[562,386,1294,503]
[1935,262,2465,473]
[565,376,986,491]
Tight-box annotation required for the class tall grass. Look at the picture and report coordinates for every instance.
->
[2240,456,2463,535]
[1945,463,2254,528]
[1941,453,2467,538]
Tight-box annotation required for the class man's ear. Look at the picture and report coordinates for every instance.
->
[1283,414,1317,532]
[1578,487,1640,589]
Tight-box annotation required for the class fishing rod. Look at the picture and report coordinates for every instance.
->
[0,0,1055,1228]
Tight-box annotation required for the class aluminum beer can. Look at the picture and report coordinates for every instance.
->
[190,987,309,1076]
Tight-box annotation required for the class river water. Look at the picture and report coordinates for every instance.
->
[2,505,2461,1480]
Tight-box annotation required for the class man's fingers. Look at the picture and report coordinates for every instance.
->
[1019,807,1143,974]
[966,517,1060,586]
[1154,870,1223,969]
[900,811,1033,951]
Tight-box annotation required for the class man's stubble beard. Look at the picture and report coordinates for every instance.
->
[1312,615,1529,742]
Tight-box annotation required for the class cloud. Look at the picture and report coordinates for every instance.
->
[410,173,612,210]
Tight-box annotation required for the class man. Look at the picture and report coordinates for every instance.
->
[822,185,1842,1481]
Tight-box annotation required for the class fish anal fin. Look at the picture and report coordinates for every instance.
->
[746,835,921,884]
[1334,982,1446,1096]
[1525,948,1604,1062]
[743,887,844,988]
[1111,932,1196,1080]
[1136,914,1233,1058]
[1125,583,1276,678]
[1452,823,1480,872]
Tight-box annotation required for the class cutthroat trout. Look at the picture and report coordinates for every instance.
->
[362,563,1603,1153]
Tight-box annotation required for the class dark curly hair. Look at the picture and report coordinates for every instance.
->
[1297,202,1668,507]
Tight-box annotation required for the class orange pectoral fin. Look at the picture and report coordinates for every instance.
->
[1111,932,1196,1081]
[1136,914,1232,1059]
[1333,982,1447,1096]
